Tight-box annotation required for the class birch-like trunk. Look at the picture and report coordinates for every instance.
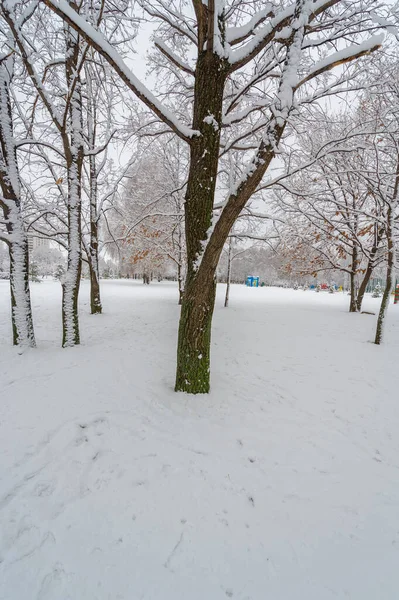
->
[88,154,102,315]
[177,262,184,305]
[0,58,35,347]
[4,205,35,347]
[86,65,102,315]
[349,245,358,312]
[177,220,185,305]
[62,23,83,347]
[224,237,232,308]
[375,206,395,345]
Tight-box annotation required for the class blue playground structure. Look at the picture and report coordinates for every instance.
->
[246,276,260,287]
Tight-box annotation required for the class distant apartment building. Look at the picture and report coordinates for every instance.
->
[27,233,50,253]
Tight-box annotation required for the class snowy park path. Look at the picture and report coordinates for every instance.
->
[0,281,398,599]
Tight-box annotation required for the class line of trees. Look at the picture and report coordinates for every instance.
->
[0,0,397,393]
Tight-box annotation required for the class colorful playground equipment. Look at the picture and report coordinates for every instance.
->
[246,276,260,287]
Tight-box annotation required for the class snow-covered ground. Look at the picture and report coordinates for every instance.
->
[0,280,398,600]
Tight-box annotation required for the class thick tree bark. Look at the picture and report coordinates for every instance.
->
[175,0,304,392]
[4,206,35,347]
[175,52,228,393]
[175,276,217,393]
[0,59,35,347]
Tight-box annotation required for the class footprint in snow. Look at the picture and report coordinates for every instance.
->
[36,563,69,600]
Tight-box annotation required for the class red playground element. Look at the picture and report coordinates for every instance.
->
[394,285,399,305]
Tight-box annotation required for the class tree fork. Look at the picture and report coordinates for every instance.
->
[175,51,228,393]
[356,228,382,312]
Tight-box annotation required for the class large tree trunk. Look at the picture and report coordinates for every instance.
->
[175,0,303,392]
[174,0,307,393]
[375,207,395,345]
[175,52,228,393]
[175,274,217,393]
[6,209,35,347]
[0,59,35,348]
[62,23,84,347]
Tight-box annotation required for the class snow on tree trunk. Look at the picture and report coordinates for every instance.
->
[6,207,35,347]
[177,221,185,305]
[62,22,83,347]
[0,57,35,348]
[85,64,102,315]
[177,261,184,305]
[349,245,358,313]
[41,0,382,391]
[88,154,102,315]
[176,0,309,393]
[356,228,382,312]
[375,204,395,345]
[62,161,82,346]
[224,237,232,308]
[175,52,228,393]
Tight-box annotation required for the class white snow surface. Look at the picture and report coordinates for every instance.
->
[0,280,398,600]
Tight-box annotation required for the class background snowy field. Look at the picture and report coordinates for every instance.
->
[0,280,398,600]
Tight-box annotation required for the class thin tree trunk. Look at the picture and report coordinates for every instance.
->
[349,243,358,312]
[0,58,35,347]
[356,268,372,313]
[62,22,83,347]
[177,220,185,305]
[86,65,102,315]
[349,268,357,312]
[88,156,102,314]
[375,207,395,345]
[224,237,232,308]
[356,227,382,312]
[177,261,184,305]
[89,250,101,314]
[62,162,82,346]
